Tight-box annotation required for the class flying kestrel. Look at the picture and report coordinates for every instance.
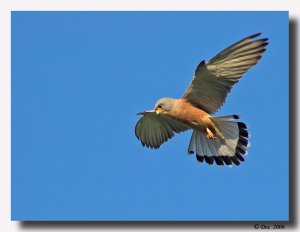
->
[135,33,268,166]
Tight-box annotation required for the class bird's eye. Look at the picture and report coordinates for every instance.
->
[157,105,162,108]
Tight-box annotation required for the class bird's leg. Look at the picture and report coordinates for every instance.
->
[206,127,216,139]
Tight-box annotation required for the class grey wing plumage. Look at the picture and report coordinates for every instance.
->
[183,33,269,114]
[135,111,190,149]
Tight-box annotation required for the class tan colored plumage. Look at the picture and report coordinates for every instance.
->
[135,33,268,166]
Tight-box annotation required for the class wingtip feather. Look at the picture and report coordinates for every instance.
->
[249,32,261,39]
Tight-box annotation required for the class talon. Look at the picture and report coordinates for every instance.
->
[206,128,216,139]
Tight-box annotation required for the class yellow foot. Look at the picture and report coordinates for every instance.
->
[206,128,216,139]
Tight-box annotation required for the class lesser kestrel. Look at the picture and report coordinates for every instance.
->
[135,33,268,166]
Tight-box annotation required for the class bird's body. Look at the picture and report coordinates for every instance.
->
[167,99,210,129]
[135,33,269,166]
[164,98,222,139]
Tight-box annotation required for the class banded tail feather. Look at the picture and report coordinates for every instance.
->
[188,115,250,166]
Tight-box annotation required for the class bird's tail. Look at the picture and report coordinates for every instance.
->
[188,115,250,166]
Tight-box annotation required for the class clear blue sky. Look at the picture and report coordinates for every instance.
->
[12,11,288,221]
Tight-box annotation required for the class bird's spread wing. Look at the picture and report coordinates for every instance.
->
[182,33,268,114]
[135,111,190,149]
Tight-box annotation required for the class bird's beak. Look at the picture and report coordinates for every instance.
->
[137,110,155,115]
[155,107,163,115]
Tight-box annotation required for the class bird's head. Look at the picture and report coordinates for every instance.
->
[154,98,176,115]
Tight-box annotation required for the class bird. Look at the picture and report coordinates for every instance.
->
[135,33,268,166]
